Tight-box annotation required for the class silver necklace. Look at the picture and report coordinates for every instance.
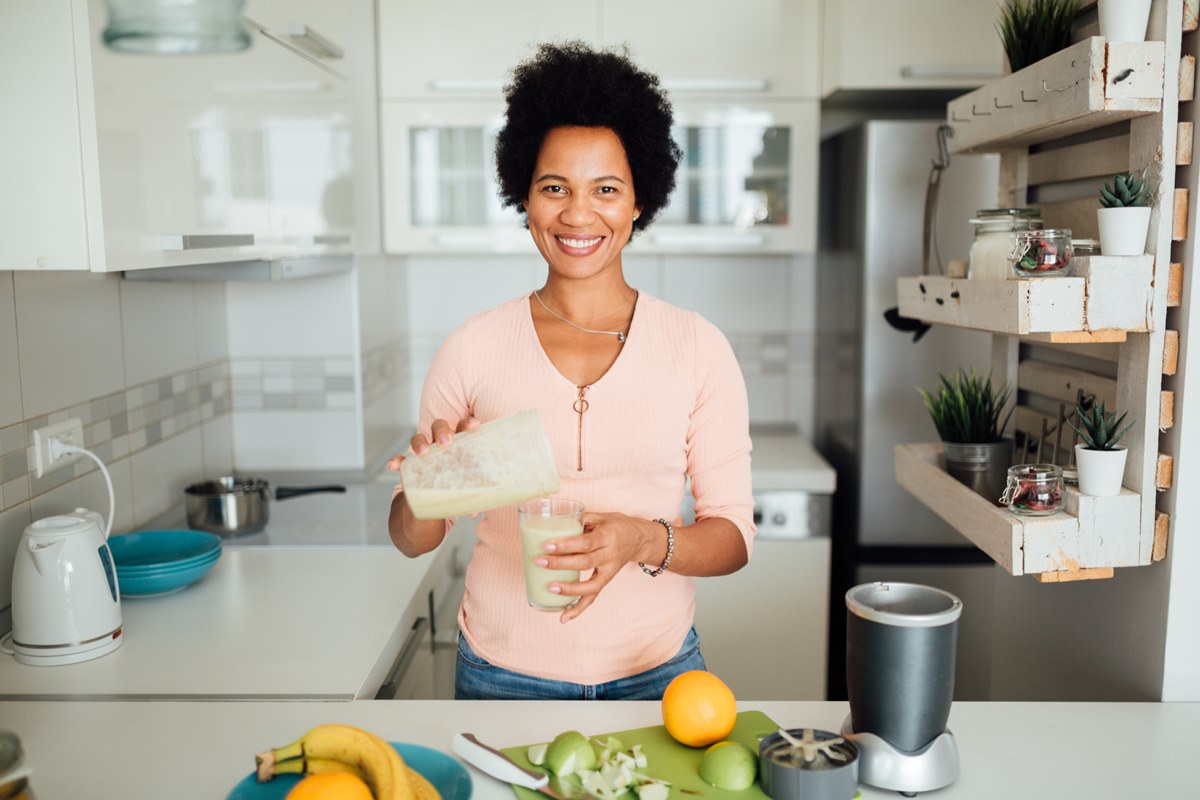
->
[533,290,636,344]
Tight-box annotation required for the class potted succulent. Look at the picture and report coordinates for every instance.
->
[1097,170,1153,256]
[997,0,1080,73]
[1069,401,1134,496]
[919,370,1015,505]
[1098,0,1152,43]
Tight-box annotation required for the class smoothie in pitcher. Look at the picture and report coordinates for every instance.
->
[518,499,583,610]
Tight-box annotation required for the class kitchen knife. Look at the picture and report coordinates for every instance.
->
[452,732,568,800]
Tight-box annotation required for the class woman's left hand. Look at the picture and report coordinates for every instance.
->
[537,511,662,623]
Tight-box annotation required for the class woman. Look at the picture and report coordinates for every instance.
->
[388,41,754,700]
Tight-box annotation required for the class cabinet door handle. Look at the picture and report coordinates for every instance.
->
[660,79,768,92]
[375,616,430,699]
[428,79,505,92]
[900,65,1004,80]
[268,23,343,59]
[651,232,766,248]
[160,234,255,251]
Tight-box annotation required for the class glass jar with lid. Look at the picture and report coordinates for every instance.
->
[968,208,1043,281]
[1001,464,1064,516]
[1009,228,1073,277]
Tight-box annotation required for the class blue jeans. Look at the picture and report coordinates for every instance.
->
[455,627,707,700]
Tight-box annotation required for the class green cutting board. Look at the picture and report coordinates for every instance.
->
[502,710,782,800]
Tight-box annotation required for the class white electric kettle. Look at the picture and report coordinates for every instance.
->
[8,507,123,666]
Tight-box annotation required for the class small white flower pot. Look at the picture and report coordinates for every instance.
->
[1098,0,1152,42]
[1075,444,1128,496]
[1097,206,1151,256]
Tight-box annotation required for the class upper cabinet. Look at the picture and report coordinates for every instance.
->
[600,0,820,99]
[380,99,817,254]
[379,0,819,100]
[378,1,599,98]
[822,0,1005,97]
[378,0,820,253]
[0,0,353,273]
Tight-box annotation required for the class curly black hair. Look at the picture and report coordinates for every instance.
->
[495,41,682,237]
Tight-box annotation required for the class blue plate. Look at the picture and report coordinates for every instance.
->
[116,550,221,575]
[226,742,472,800]
[108,529,221,569]
[117,551,220,596]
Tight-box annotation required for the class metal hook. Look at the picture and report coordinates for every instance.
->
[934,124,953,170]
[1020,90,1038,102]
[994,97,1014,109]
[971,103,992,116]
[1042,79,1068,93]
[951,111,971,122]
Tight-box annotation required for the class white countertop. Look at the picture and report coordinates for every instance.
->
[3,699,1195,799]
[0,547,447,700]
[749,431,836,493]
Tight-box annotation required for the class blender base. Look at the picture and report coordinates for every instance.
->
[840,715,959,795]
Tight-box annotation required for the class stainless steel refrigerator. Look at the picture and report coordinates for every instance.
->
[815,120,1000,700]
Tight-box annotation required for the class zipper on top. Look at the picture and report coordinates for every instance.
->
[573,385,590,472]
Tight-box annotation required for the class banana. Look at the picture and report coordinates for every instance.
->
[273,756,369,783]
[405,764,442,800]
[255,723,413,800]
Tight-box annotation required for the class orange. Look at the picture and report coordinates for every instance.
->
[661,670,737,748]
[285,772,375,800]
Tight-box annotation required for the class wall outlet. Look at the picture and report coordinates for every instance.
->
[32,417,85,479]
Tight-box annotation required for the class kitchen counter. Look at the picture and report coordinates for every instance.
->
[749,428,836,493]
[0,547,449,700]
[3,699,1195,798]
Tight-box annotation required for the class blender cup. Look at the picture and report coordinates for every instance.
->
[400,409,561,520]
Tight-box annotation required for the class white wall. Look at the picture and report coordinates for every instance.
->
[0,271,233,634]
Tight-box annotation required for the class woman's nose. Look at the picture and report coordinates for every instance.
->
[560,193,597,225]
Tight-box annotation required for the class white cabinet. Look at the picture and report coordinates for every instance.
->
[378,0,598,98]
[379,0,819,99]
[694,537,831,701]
[243,0,351,78]
[381,100,817,254]
[601,0,820,99]
[0,0,353,272]
[822,0,1005,96]
[377,0,819,253]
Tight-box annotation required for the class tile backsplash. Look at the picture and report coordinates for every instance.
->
[0,271,235,634]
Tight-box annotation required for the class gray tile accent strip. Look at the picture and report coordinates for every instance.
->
[0,360,232,512]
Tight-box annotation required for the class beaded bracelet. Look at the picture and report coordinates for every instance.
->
[638,518,675,577]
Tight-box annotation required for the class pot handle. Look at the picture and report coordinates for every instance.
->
[270,485,347,501]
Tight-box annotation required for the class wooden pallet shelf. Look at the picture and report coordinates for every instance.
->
[946,37,1165,154]
[895,443,1146,579]
[897,256,1154,338]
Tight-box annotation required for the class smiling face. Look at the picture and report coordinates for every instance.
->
[523,126,641,282]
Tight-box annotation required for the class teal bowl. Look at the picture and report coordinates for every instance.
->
[109,529,221,569]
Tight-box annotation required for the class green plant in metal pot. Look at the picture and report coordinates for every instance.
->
[1069,400,1134,496]
[918,370,1015,505]
[997,0,1080,73]
[919,369,1013,444]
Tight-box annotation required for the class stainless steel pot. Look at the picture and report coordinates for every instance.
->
[184,476,345,537]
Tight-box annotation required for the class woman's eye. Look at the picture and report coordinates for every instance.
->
[543,185,565,195]
[597,186,617,195]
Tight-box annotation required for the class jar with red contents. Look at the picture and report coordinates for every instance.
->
[1009,229,1073,277]
[1001,464,1065,515]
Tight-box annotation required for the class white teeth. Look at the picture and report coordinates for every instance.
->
[558,236,602,248]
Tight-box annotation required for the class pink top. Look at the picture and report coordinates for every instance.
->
[416,292,755,684]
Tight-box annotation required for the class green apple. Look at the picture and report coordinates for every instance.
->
[698,741,758,790]
[544,730,599,777]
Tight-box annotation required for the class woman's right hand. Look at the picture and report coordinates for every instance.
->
[387,416,480,472]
